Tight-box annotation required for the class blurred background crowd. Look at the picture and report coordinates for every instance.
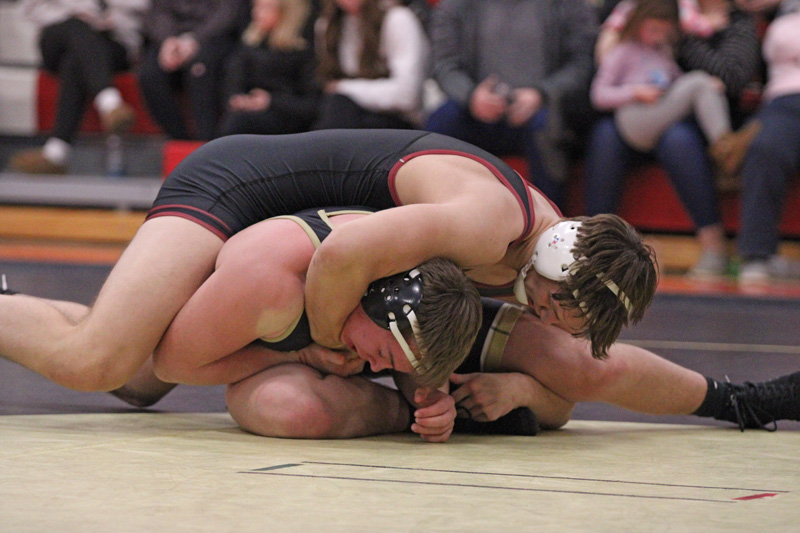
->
[1,0,799,284]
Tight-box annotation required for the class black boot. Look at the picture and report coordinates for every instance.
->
[713,372,800,431]
[453,407,540,436]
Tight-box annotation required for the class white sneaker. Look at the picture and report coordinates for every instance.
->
[739,256,800,284]
[738,260,770,284]
[767,255,800,280]
[687,251,729,278]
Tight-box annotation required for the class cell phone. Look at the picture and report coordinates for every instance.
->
[493,82,511,99]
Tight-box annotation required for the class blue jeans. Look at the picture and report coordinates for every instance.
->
[584,117,720,230]
[738,94,800,260]
[425,99,564,208]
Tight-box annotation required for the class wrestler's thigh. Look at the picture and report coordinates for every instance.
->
[82,216,224,356]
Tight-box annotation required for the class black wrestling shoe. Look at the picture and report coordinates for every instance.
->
[453,407,540,436]
[0,274,16,295]
[717,372,800,431]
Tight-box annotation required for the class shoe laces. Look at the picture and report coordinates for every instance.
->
[726,374,799,432]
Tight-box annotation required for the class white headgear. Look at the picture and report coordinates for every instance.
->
[513,221,633,317]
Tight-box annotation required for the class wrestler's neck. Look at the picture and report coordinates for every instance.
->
[502,187,563,272]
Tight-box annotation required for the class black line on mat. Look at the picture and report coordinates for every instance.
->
[300,461,788,493]
[240,471,735,503]
[251,464,302,472]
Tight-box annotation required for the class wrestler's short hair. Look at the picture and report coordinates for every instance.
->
[412,258,482,388]
[553,214,658,360]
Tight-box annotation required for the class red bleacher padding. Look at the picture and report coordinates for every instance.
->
[36,71,162,135]
[162,140,204,178]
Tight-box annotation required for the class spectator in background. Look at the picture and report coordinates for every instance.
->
[734,1,800,283]
[596,0,732,61]
[424,0,598,210]
[218,0,320,137]
[137,0,246,140]
[596,0,762,175]
[311,0,429,130]
[9,0,149,174]
[591,0,751,160]
[585,0,761,278]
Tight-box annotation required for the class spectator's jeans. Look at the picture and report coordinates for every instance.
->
[584,116,720,230]
[424,99,563,208]
[39,17,129,143]
[738,94,800,260]
[138,36,234,140]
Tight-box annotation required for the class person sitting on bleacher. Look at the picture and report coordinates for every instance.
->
[424,0,598,210]
[585,0,761,279]
[9,0,149,175]
[137,0,247,141]
[217,0,320,138]
[310,0,430,131]
[733,0,800,283]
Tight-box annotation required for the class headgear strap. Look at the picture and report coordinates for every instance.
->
[361,268,423,369]
[513,221,633,318]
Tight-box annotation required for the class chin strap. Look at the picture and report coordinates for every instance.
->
[388,312,421,370]
[361,268,424,370]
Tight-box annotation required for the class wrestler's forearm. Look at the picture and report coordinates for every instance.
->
[512,374,575,429]
[305,239,371,348]
[498,372,574,429]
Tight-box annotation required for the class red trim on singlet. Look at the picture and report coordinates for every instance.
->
[145,204,232,241]
[388,150,535,245]
[146,212,229,241]
[148,204,233,232]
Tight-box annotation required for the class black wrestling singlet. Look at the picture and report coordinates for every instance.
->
[147,130,536,242]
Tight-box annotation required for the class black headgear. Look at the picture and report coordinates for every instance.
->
[361,268,423,369]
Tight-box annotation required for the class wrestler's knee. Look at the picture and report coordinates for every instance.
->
[226,367,338,438]
[51,345,144,392]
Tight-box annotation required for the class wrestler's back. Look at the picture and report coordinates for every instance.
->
[151,130,540,241]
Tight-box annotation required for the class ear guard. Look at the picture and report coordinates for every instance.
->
[514,221,581,304]
[513,221,633,317]
[361,269,423,370]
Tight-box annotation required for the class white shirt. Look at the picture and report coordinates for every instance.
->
[330,6,430,125]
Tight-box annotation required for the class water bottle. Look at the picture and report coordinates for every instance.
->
[106,134,125,177]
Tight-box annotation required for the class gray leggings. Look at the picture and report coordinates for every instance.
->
[615,70,731,152]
